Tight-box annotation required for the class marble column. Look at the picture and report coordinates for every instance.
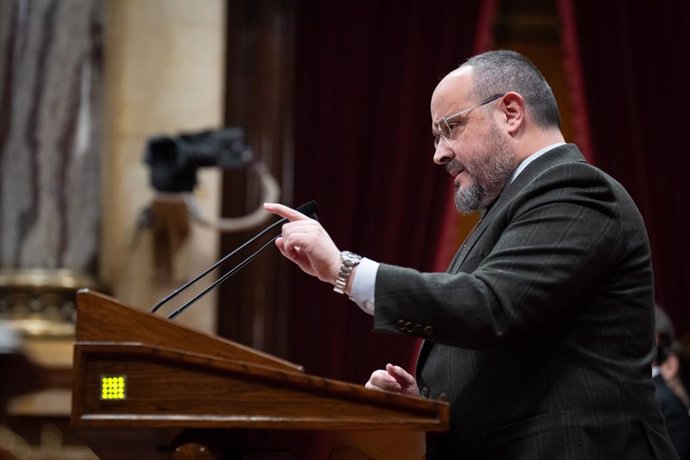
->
[0,0,103,273]
[0,2,103,457]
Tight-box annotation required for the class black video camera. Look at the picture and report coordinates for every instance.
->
[144,128,252,193]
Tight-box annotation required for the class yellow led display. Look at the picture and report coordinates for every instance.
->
[100,375,126,400]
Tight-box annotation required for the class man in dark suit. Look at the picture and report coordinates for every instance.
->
[265,50,678,459]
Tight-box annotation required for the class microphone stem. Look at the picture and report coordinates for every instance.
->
[150,218,286,313]
[167,235,280,320]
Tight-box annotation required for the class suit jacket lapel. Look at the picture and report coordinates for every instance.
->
[448,206,493,273]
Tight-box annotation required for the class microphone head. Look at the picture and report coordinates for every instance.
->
[296,200,318,220]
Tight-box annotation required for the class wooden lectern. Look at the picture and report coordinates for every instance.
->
[71,290,449,459]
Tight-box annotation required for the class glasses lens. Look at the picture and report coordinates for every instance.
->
[433,122,452,148]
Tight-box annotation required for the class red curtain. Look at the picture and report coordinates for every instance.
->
[288,0,494,383]
[558,0,690,334]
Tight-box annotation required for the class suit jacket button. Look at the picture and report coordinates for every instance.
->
[421,387,429,399]
[405,322,415,333]
[424,326,434,337]
[397,320,406,331]
[414,324,423,335]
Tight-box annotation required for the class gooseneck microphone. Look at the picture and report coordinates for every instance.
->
[150,200,318,318]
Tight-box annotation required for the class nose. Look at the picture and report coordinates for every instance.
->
[433,142,453,166]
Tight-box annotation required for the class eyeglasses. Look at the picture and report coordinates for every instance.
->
[433,93,505,147]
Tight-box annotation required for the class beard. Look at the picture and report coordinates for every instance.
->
[452,122,517,214]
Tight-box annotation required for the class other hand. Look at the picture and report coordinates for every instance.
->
[365,363,419,397]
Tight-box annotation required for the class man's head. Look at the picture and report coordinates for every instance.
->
[431,50,563,213]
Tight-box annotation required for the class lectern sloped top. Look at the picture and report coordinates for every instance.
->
[72,289,301,371]
[71,290,450,433]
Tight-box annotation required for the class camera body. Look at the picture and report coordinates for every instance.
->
[144,128,252,193]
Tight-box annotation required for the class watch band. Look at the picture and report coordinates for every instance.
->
[333,251,362,295]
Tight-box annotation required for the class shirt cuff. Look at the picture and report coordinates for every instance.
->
[349,257,379,316]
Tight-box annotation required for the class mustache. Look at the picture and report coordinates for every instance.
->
[446,159,466,175]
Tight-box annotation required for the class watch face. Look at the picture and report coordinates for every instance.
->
[342,251,362,266]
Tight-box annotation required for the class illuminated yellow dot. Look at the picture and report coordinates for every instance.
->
[100,375,126,400]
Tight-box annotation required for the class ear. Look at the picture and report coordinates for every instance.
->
[499,92,526,136]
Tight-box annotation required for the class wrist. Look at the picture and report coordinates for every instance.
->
[333,251,363,295]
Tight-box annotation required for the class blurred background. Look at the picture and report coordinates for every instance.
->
[0,0,688,457]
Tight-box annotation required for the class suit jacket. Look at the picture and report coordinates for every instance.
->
[374,144,678,460]
[654,374,690,459]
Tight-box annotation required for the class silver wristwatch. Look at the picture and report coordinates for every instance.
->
[333,251,363,295]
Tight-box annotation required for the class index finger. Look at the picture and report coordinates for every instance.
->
[263,202,310,222]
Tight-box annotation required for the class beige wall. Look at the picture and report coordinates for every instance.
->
[101,0,226,332]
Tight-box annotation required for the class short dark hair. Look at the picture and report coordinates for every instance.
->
[461,50,561,129]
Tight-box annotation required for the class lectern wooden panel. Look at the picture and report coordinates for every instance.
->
[71,290,449,459]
